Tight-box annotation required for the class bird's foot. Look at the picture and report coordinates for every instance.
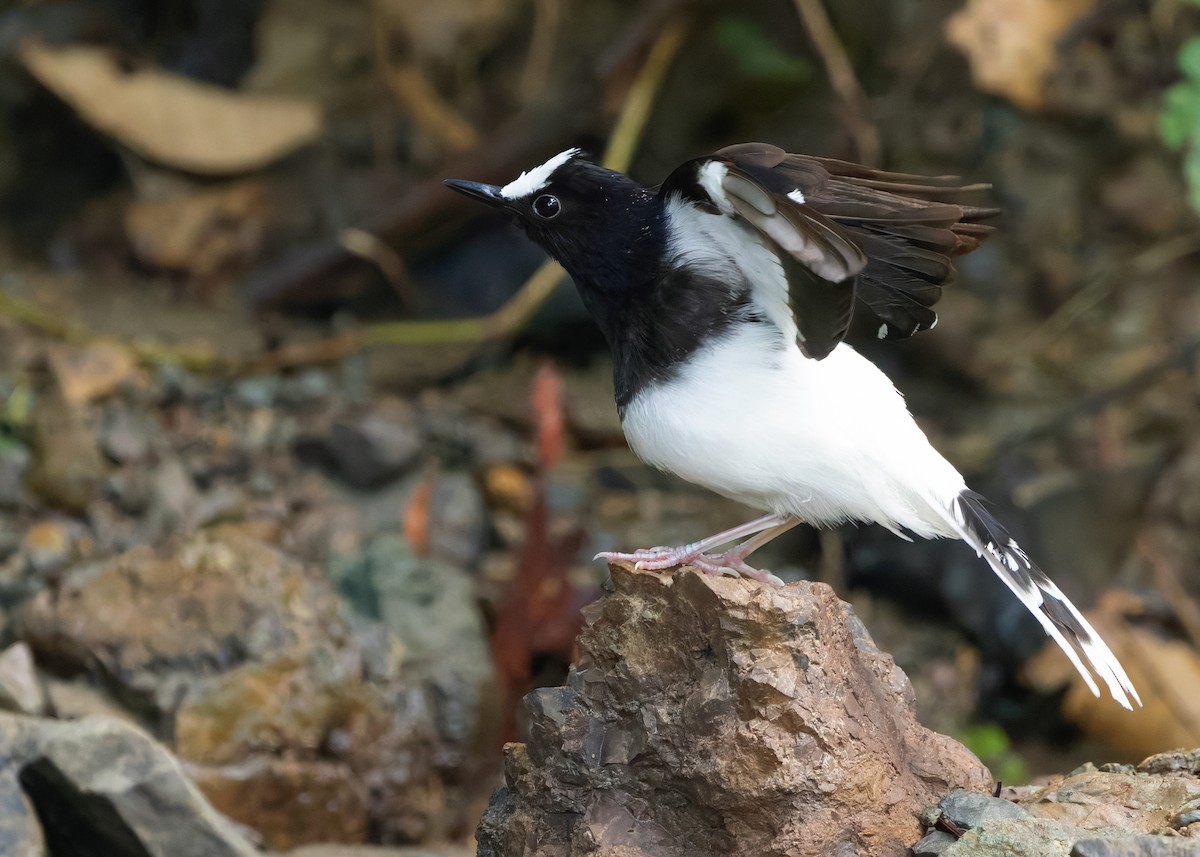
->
[595,546,783,585]
[594,545,699,570]
[689,552,784,586]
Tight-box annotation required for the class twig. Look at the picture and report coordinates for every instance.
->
[338,226,418,309]
[792,0,880,167]
[1139,533,1200,651]
[519,0,563,103]
[0,14,690,374]
[350,12,691,348]
[370,0,480,154]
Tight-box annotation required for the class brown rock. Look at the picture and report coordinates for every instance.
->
[477,564,991,857]
[187,757,369,850]
[23,361,107,513]
[17,526,449,849]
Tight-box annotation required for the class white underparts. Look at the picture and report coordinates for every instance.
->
[500,148,582,199]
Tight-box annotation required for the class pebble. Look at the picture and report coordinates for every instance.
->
[98,406,152,464]
[1071,835,1200,856]
[327,408,422,489]
[912,829,958,856]
[0,440,29,509]
[0,642,48,716]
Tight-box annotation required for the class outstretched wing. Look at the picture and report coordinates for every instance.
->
[661,149,866,360]
[716,142,996,342]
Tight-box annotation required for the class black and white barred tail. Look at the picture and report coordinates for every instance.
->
[942,491,1140,710]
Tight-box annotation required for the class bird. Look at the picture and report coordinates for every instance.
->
[444,143,1141,710]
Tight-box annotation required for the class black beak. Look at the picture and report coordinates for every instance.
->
[443,179,508,208]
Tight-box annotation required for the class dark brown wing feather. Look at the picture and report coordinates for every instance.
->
[717,143,997,340]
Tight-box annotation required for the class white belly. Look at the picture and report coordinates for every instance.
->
[619,324,965,537]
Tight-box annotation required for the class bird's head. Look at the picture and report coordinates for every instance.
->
[444,149,664,293]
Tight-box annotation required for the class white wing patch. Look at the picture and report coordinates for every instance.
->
[500,148,582,200]
[664,194,797,342]
[696,161,736,215]
[787,189,806,204]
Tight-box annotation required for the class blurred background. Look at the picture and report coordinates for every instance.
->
[0,0,1198,851]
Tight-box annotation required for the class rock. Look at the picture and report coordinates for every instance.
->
[325,403,423,488]
[0,438,30,509]
[942,818,1120,857]
[0,643,48,716]
[99,405,153,464]
[231,375,279,409]
[24,364,107,513]
[20,518,74,576]
[279,846,475,857]
[477,564,991,857]
[43,675,140,724]
[913,830,959,856]
[427,470,486,567]
[0,755,45,857]
[44,342,137,405]
[17,526,451,848]
[330,534,498,769]
[932,788,1030,831]
[1139,749,1200,777]
[1021,769,1200,833]
[186,757,369,850]
[5,713,257,857]
[1071,835,1200,856]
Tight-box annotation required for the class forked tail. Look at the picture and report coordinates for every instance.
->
[941,490,1141,710]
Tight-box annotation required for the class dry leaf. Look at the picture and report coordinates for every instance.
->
[945,0,1096,111]
[45,342,137,405]
[124,181,270,278]
[19,39,321,175]
[1026,590,1200,759]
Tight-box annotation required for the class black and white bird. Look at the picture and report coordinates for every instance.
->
[445,143,1141,710]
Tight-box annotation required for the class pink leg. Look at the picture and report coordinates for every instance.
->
[692,517,802,584]
[595,513,787,570]
[596,514,803,585]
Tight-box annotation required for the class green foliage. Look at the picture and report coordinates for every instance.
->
[715,16,812,85]
[1162,30,1200,215]
[958,723,1031,787]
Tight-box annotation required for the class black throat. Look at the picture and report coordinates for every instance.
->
[515,168,756,413]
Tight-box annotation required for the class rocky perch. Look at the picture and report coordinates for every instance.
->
[477,565,1200,857]
[477,564,991,857]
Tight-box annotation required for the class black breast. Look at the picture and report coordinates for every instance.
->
[579,267,759,413]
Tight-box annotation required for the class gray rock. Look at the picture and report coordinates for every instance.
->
[913,829,959,855]
[1071,836,1200,856]
[937,788,1029,831]
[276,368,333,405]
[0,755,45,857]
[331,534,496,759]
[230,376,279,409]
[3,713,257,857]
[943,818,1113,857]
[98,406,152,465]
[427,470,486,567]
[327,407,422,488]
[0,439,29,509]
[0,643,48,716]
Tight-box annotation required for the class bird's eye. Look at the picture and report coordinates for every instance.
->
[533,194,561,219]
